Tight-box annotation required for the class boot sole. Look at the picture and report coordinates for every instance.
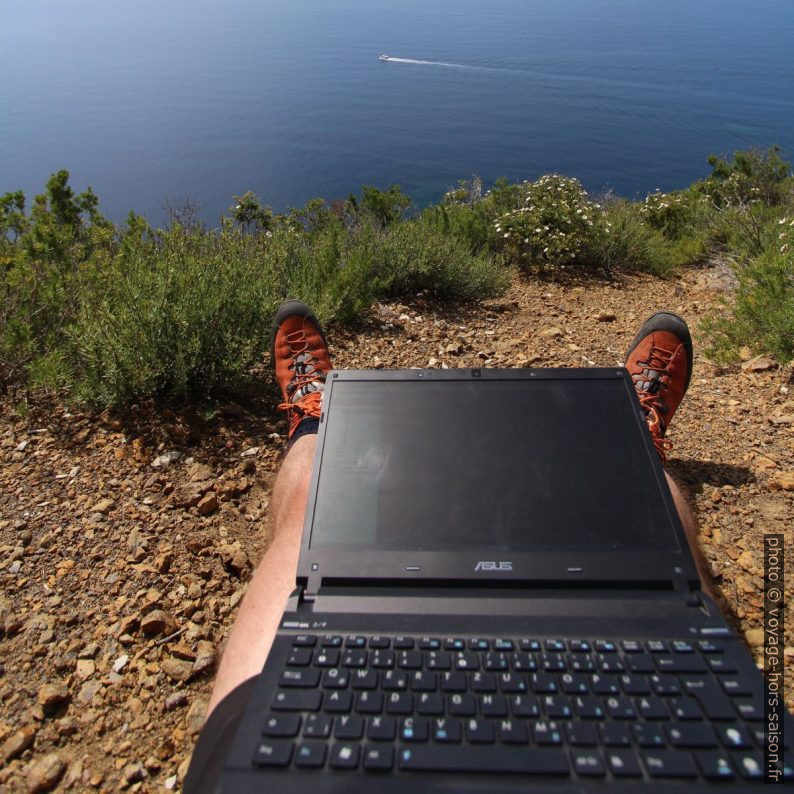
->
[625,310,693,395]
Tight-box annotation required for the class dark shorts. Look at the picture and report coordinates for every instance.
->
[182,677,256,794]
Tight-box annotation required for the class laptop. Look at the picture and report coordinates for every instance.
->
[220,367,790,791]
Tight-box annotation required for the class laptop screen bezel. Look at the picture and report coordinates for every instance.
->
[296,368,701,594]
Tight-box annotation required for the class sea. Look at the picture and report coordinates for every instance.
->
[2,0,794,225]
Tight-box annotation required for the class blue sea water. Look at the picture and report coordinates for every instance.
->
[2,0,793,224]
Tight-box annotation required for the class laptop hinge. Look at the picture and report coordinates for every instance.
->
[286,585,314,611]
[672,567,703,608]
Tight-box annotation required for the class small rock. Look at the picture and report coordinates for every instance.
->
[738,345,753,361]
[37,683,70,715]
[75,659,95,680]
[76,679,103,705]
[196,493,219,516]
[26,753,66,793]
[151,450,181,469]
[745,628,764,648]
[768,471,794,492]
[186,698,208,735]
[161,658,193,683]
[240,446,260,458]
[595,311,616,322]
[90,497,114,515]
[140,610,177,636]
[2,724,36,762]
[165,692,189,711]
[768,414,794,425]
[123,761,147,785]
[112,654,129,674]
[192,641,216,676]
[741,355,777,373]
[540,326,564,339]
[165,775,178,790]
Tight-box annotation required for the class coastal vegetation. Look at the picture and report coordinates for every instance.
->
[1,147,792,407]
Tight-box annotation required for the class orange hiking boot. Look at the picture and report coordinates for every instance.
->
[270,300,332,441]
[625,311,693,463]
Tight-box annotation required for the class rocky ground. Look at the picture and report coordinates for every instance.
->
[1,264,792,792]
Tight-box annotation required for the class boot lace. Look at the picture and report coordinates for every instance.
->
[631,345,675,463]
[277,328,326,431]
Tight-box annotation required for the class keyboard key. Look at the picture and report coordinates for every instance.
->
[416,692,444,715]
[530,673,557,693]
[565,722,597,746]
[272,689,322,712]
[454,651,479,670]
[573,695,604,720]
[286,647,312,666]
[620,640,642,653]
[398,745,569,774]
[511,652,536,672]
[480,693,508,717]
[650,674,680,696]
[334,714,364,740]
[441,671,466,692]
[572,750,605,777]
[637,696,668,720]
[619,673,650,695]
[717,723,752,748]
[732,751,763,780]
[382,670,407,691]
[352,669,378,690]
[471,672,497,692]
[532,720,562,746]
[398,650,423,670]
[363,745,393,770]
[367,715,396,741]
[499,672,527,693]
[542,694,572,718]
[720,678,751,697]
[594,640,616,653]
[432,717,462,742]
[293,634,316,647]
[444,637,465,650]
[605,696,635,719]
[655,655,707,673]
[560,673,588,694]
[633,723,666,748]
[370,650,394,669]
[606,749,643,777]
[345,635,367,648]
[322,669,349,689]
[294,741,326,768]
[330,743,359,769]
[469,638,490,651]
[569,639,591,653]
[544,639,566,652]
[494,639,514,651]
[670,697,703,721]
[590,674,619,695]
[393,636,414,649]
[626,653,655,673]
[733,699,763,721]
[520,639,542,652]
[324,690,352,713]
[368,635,390,649]
[646,640,668,653]
[355,691,383,714]
[642,750,698,778]
[511,694,541,718]
[303,713,332,738]
[280,668,320,688]
[707,656,736,673]
[314,649,339,667]
[419,637,440,650]
[541,653,566,672]
[672,640,694,653]
[599,723,631,747]
[341,649,367,668]
[597,655,624,673]
[694,750,735,780]
[385,691,413,715]
[665,722,718,748]
[680,676,735,720]
[484,652,509,671]
[696,640,724,654]
[253,740,293,767]
[400,716,429,742]
[498,718,528,744]
[448,692,476,716]
[410,671,436,691]
[263,713,301,737]
[465,718,495,743]
[426,651,451,670]
[321,635,342,647]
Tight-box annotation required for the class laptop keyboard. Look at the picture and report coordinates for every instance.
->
[253,633,789,782]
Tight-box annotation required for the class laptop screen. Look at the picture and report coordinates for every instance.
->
[308,378,680,553]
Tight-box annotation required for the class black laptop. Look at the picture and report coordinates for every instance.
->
[219,368,790,791]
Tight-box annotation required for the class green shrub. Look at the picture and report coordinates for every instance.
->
[701,245,794,365]
[639,189,706,240]
[372,221,507,300]
[493,175,610,273]
[700,146,792,208]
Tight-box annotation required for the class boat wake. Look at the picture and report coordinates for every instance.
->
[380,56,480,71]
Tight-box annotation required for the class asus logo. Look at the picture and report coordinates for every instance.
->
[474,561,513,572]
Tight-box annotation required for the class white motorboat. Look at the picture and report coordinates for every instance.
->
[379,54,390,61]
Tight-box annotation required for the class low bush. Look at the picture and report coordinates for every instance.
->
[701,244,794,365]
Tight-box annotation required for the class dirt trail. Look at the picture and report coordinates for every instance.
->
[1,265,792,791]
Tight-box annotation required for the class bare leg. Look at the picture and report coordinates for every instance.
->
[665,470,714,598]
[206,434,317,715]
